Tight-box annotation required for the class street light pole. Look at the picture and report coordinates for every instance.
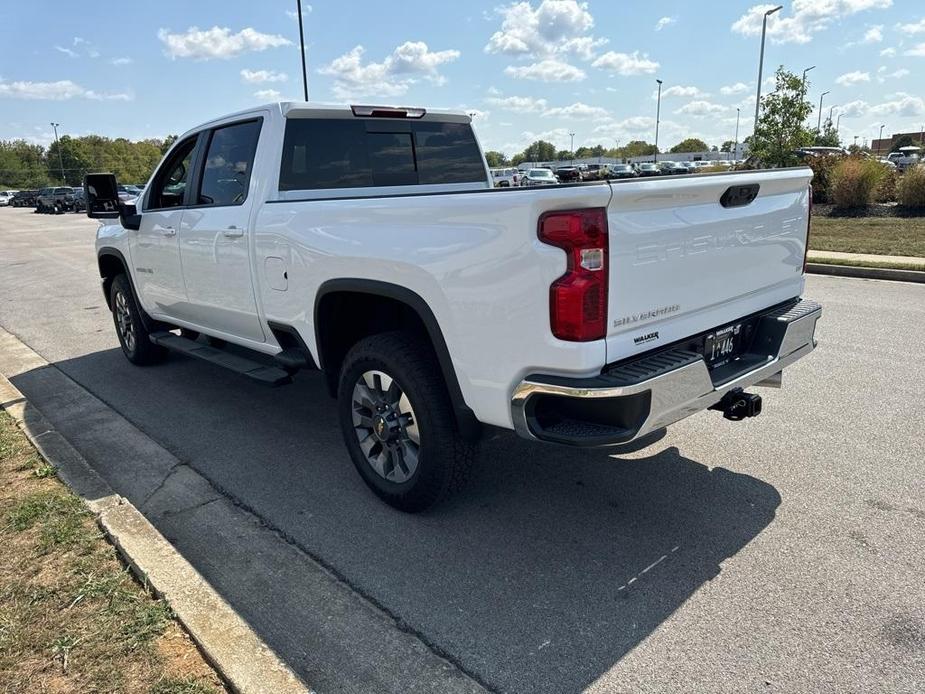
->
[828,105,835,124]
[654,78,662,163]
[801,65,815,95]
[754,5,783,130]
[733,107,740,161]
[296,0,309,100]
[878,124,885,156]
[569,131,575,164]
[816,90,830,131]
[836,113,843,133]
[50,122,64,183]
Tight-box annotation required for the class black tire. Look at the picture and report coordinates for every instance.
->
[109,274,167,365]
[337,331,476,512]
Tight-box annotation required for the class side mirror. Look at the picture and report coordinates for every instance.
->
[84,173,120,219]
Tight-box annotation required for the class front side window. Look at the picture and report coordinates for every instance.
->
[149,136,197,209]
[279,118,486,191]
[198,120,261,206]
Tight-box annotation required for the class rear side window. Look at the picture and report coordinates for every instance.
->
[198,120,261,206]
[279,118,486,191]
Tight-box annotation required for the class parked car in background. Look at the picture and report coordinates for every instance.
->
[521,168,558,186]
[608,164,637,179]
[0,191,15,206]
[636,162,660,177]
[794,146,849,160]
[490,167,519,187]
[10,190,38,207]
[658,161,687,175]
[554,166,583,182]
[71,188,87,212]
[887,147,922,172]
[35,186,77,213]
[678,161,698,173]
[582,164,611,180]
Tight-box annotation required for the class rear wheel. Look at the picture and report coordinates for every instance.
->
[110,274,167,365]
[337,331,475,512]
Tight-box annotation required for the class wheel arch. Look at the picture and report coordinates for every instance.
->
[314,279,480,440]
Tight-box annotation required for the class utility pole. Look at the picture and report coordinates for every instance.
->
[50,122,65,183]
[816,91,830,132]
[569,131,575,164]
[296,0,308,100]
[754,5,783,130]
[733,107,740,161]
[878,124,885,156]
[836,113,843,133]
[801,65,815,96]
[654,78,662,163]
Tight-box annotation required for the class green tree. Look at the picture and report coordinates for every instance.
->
[814,119,841,147]
[483,150,508,168]
[720,140,736,153]
[520,140,557,163]
[555,149,573,160]
[748,66,814,167]
[620,140,657,158]
[670,138,710,153]
[46,135,94,185]
[892,134,916,151]
[159,134,178,155]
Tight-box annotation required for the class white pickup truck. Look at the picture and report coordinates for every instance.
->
[87,102,821,511]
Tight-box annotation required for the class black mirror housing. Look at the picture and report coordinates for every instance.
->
[84,173,121,219]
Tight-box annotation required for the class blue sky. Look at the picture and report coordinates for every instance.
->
[1,0,923,156]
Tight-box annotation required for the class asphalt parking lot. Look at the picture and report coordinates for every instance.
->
[0,207,923,693]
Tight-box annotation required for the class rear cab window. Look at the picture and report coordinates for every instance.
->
[278,115,488,195]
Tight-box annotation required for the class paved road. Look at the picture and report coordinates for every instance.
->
[0,207,923,693]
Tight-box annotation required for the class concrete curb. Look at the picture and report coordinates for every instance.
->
[806,263,925,283]
[0,374,311,694]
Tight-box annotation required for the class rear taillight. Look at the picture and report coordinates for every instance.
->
[538,208,608,341]
[804,184,812,274]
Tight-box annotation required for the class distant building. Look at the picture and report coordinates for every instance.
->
[871,129,925,156]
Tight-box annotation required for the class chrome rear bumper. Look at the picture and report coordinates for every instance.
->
[511,299,822,446]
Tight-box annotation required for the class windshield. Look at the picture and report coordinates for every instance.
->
[530,169,554,178]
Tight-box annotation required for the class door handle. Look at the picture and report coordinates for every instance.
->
[161,226,176,237]
[223,225,245,238]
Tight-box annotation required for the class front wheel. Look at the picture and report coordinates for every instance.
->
[109,274,167,365]
[337,332,476,512]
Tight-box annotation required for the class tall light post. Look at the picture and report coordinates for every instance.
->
[654,78,663,163]
[733,107,740,161]
[816,90,830,131]
[569,131,575,164]
[50,122,65,183]
[754,5,783,130]
[801,65,815,95]
[296,0,308,100]
[877,124,885,156]
[836,113,843,133]
[828,105,835,124]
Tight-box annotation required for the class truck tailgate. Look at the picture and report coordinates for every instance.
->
[605,168,812,361]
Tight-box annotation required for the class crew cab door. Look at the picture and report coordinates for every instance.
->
[177,118,265,342]
[131,134,200,317]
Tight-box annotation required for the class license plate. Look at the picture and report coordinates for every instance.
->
[704,323,743,368]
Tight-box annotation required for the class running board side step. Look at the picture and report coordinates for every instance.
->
[150,332,292,387]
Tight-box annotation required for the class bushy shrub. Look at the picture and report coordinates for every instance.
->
[829,157,887,209]
[875,168,899,203]
[897,164,925,209]
[806,155,840,204]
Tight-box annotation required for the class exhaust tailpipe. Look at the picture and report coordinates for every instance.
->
[710,388,762,421]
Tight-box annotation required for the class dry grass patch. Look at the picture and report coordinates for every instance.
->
[0,410,224,693]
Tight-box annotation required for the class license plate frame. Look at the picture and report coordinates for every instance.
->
[704,322,744,369]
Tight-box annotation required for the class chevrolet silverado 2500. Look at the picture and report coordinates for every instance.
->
[86,102,822,511]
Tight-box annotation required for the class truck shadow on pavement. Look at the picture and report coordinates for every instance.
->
[12,349,782,694]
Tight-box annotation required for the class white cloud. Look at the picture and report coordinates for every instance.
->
[111,57,133,66]
[240,69,288,83]
[158,26,292,60]
[838,100,869,117]
[592,51,659,75]
[869,92,925,117]
[485,0,601,59]
[652,85,707,99]
[654,16,676,31]
[835,70,871,86]
[54,45,78,58]
[732,0,893,45]
[285,5,312,20]
[888,68,910,78]
[504,58,586,81]
[897,18,925,34]
[319,41,460,98]
[542,102,609,119]
[880,46,896,56]
[905,43,925,56]
[485,94,548,112]
[254,89,282,100]
[0,79,132,101]
[877,67,910,82]
[720,82,750,95]
[675,100,728,116]
[862,25,883,42]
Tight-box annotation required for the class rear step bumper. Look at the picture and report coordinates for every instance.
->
[511,298,822,447]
